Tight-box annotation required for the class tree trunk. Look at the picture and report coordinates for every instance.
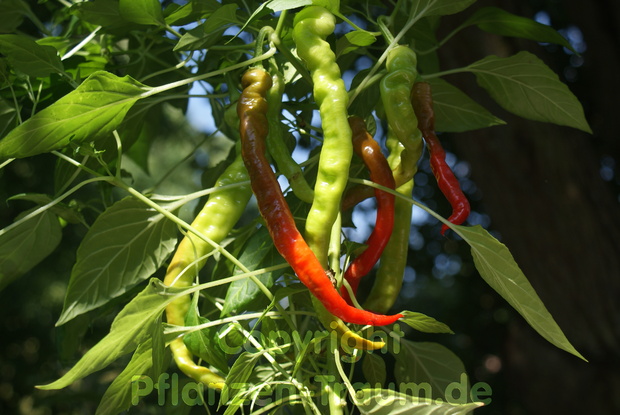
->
[439,0,620,413]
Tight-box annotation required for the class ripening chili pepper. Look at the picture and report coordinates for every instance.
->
[293,5,353,265]
[266,67,314,203]
[411,82,470,234]
[239,67,402,326]
[364,127,417,313]
[340,116,395,305]
[163,153,253,390]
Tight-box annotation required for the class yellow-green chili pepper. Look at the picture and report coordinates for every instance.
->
[293,5,353,265]
[163,153,252,390]
[266,67,314,203]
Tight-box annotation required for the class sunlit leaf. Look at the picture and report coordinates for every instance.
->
[427,78,505,132]
[119,0,164,26]
[94,324,163,415]
[454,224,586,360]
[221,227,276,316]
[0,34,63,77]
[356,388,483,414]
[56,197,177,326]
[400,311,453,334]
[0,210,62,291]
[467,51,592,133]
[38,279,177,390]
[184,295,229,373]
[0,71,150,159]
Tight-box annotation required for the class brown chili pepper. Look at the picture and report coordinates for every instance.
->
[340,116,395,305]
[411,82,470,234]
[238,68,402,326]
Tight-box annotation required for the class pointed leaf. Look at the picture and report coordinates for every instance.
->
[0,34,63,77]
[94,324,163,415]
[0,71,150,159]
[0,209,62,291]
[463,7,576,53]
[119,0,164,26]
[467,51,592,133]
[412,0,476,19]
[38,279,177,390]
[455,224,586,360]
[362,353,387,387]
[392,340,467,401]
[400,311,454,334]
[220,352,260,407]
[57,197,178,326]
[428,78,505,132]
[184,295,229,373]
[356,388,483,414]
[221,227,275,316]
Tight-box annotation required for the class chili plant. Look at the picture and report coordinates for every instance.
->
[0,0,590,414]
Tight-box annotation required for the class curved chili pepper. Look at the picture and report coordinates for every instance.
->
[164,153,252,390]
[411,82,470,234]
[340,116,395,305]
[239,67,402,326]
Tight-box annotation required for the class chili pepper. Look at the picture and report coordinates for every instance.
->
[364,127,416,313]
[163,152,252,390]
[266,67,314,204]
[380,45,424,188]
[340,116,395,305]
[411,82,470,234]
[239,67,402,326]
[293,5,353,265]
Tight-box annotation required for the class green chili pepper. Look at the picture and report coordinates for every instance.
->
[293,5,353,265]
[163,152,252,390]
[266,67,314,204]
[380,45,424,188]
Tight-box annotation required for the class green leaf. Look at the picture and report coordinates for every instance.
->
[467,51,592,133]
[463,7,576,53]
[345,31,376,47]
[356,389,483,414]
[0,99,17,139]
[38,279,177,390]
[412,0,476,19]
[8,193,84,224]
[173,4,239,51]
[362,353,387,387]
[400,311,454,334]
[0,71,150,159]
[0,34,63,77]
[266,0,312,12]
[119,0,164,26]
[428,78,505,132]
[455,224,586,360]
[183,295,229,374]
[75,0,128,28]
[57,197,178,326]
[0,209,62,291]
[0,0,29,33]
[392,340,467,401]
[94,323,163,415]
[220,352,260,408]
[221,227,276,316]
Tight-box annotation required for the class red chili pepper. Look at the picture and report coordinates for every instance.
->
[411,82,470,234]
[340,116,395,305]
[239,68,402,326]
